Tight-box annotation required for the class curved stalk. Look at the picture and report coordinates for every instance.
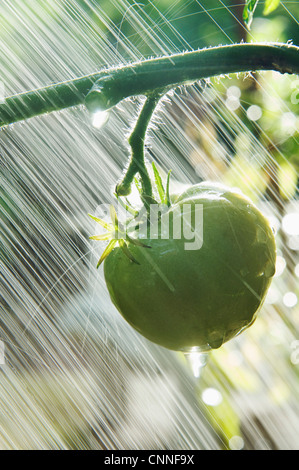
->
[116,92,164,202]
[0,43,298,128]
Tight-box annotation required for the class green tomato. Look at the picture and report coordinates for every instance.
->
[104,182,276,351]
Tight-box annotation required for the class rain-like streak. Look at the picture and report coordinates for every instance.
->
[0,0,299,450]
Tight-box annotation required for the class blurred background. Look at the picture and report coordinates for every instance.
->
[0,0,299,450]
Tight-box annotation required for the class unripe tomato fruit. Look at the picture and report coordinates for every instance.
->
[104,182,276,351]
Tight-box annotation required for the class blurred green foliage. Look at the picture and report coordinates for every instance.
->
[80,0,299,53]
[1,0,299,450]
[70,0,299,200]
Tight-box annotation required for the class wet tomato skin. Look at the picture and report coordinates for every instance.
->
[104,182,276,351]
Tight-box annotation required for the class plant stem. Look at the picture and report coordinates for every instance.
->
[116,92,164,201]
[0,43,298,128]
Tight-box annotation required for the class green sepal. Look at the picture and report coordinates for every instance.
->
[152,161,166,203]
[134,177,143,195]
[165,170,172,207]
[96,239,117,268]
[109,205,118,229]
[88,213,113,231]
[114,192,139,216]
[89,233,111,241]
[119,239,140,264]
[126,234,151,249]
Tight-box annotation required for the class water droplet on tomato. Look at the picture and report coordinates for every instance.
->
[208,330,225,349]
[264,260,276,278]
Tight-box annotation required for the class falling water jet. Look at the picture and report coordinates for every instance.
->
[182,346,210,379]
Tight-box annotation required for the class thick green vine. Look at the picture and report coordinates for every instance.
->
[1,43,298,129]
[1,42,298,203]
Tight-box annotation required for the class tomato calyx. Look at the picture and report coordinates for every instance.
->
[89,162,172,268]
[151,163,172,209]
[88,205,151,268]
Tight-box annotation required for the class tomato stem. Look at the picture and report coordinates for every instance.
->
[2,42,298,205]
[1,43,298,128]
[116,91,165,203]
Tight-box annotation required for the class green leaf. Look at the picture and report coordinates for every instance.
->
[243,0,260,30]
[263,0,281,15]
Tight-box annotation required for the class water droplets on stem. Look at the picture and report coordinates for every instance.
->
[91,110,110,129]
